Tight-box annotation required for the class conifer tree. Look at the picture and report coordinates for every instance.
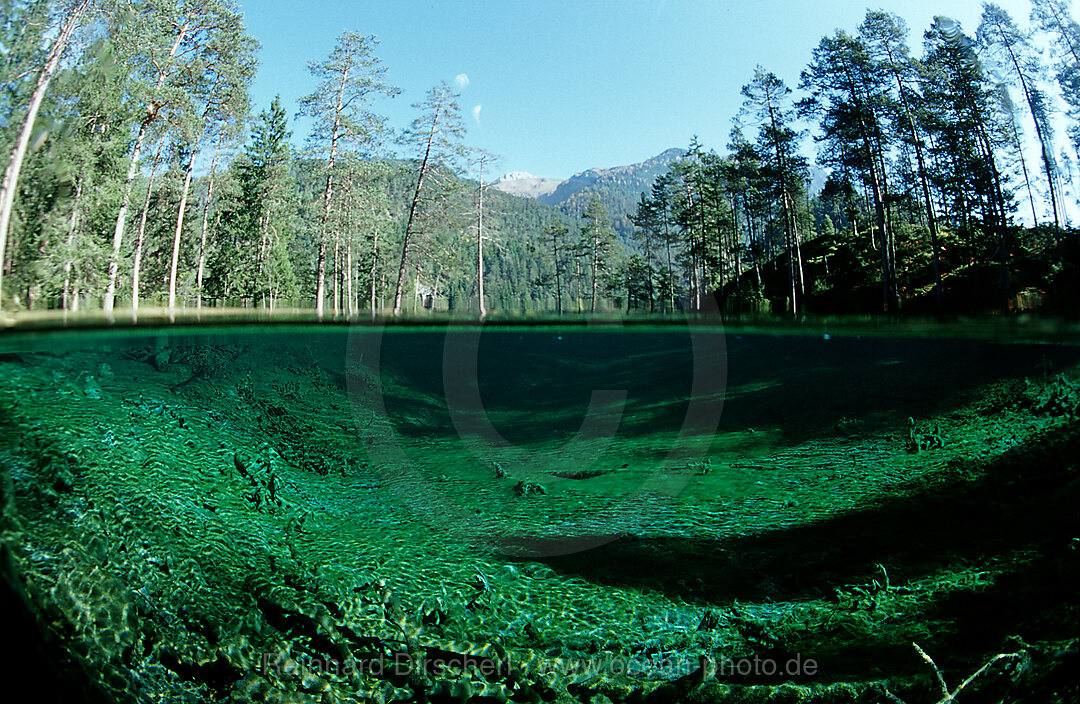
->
[629,192,660,311]
[393,81,467,315]
[104,0,230,311]
[920,17,1010,232]
[1030,0,1080,158]
[470,149,498,317]
[741,66,807,314]
[979,2,1064,229]
[0,0,93,308]
[228,95,296,305]
[298,31,398,317]
[541,222,570,315]
[580,196,616,313]
[165,2,256,311]
[801,30,897,310]
[859,10,944,306]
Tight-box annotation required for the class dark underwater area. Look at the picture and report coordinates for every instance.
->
[0,317,1078,704]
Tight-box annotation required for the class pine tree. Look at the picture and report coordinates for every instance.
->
[1030,0,1080,158]
[920,17,1011,232]
[979,3,1063,229]
[629,192,660,311]
[801,30,898,311]
[540,222,570,314]
[469,149,498,317]
[650,172,681,311]
[165,1,256,311]
[224,95,297,305]
[393,81,467,315]
[0,0,93,308]
[580,196,616,313]
[920,15,1014,307]
[741,66,807,314]
[859,10,944,306]
[298,31,398,317]
[104,0,231,311]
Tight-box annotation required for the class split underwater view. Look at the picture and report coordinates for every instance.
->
[0,315,1078,703]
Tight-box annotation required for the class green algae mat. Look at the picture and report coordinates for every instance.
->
[0,318,1077,703]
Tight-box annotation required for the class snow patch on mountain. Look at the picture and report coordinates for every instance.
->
[491,172,562,199]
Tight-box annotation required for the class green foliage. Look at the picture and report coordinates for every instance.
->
[212,96,298,303]
[979,3,1065,228]
[298,31,398,159]
[1031,0,1080,154]
[1024,373,1079,418]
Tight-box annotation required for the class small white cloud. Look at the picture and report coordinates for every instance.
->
[472,104,482,124]
[454,73,470,88]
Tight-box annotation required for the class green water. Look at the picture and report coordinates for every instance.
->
[0,317,1077,703]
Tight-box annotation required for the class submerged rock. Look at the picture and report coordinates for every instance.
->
[514,480,547,497]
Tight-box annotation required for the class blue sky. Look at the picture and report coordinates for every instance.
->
[241,0,1050,180]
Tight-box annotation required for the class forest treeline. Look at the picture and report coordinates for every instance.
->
[0,0,1077,317]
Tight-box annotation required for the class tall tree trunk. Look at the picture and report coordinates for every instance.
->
[786,208,797,315]
[104,21,189,312]
[552,232,562,315]
[317,68,349,317]
[332,234,341,316]
[840,58,892,310]
[903,107,941,304]
[341,174,354,316]
[665,232,674,312]
[104,120,150,311]
[131,134,167,311]
[790,193,806,302]
[1008,114,1040,227]
[346,241,353,316]
[712,196,724,301]
[197,132,224,310]
[880,40,944,307]
[369,227,379,316]
[477,158,487,317]
[976,124,1012,308]
[266,216,275,310]
[994,20,1062,229]
[870,165,891,311]
[61,181,84,311]
[256,213,272,303]
[912,134,943,307]
[574,255,583,313]
[167,72,221,312]
[168,137,200,310]
[764,100,800,315]
[394,104,442,315]
[0,0,92,307]
[590,227,598,314]
[645,226,655,311]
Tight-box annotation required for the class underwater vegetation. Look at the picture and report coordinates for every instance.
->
[0,327,1077,703]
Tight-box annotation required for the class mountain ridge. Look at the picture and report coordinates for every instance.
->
[491,147,685,206]
[492,147,686,241]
